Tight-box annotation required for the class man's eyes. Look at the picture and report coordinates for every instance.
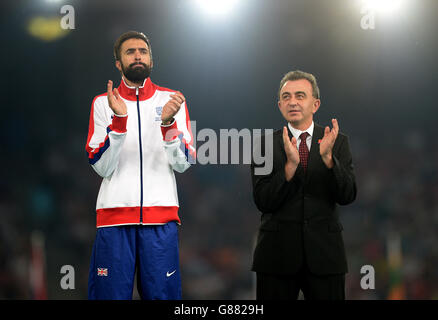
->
[126,49,148,54]
[282,94,305,100]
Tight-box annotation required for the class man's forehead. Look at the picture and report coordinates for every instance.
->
[121,38,148,50]
[281,79,312,94]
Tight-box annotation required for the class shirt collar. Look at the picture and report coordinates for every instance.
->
[288,121,314,141]
[117,77,157,101]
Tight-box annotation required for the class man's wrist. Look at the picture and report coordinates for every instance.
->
[322,154,334,169]
[285,159,299,168]
[161,117,175,126]
[284,160,298,181]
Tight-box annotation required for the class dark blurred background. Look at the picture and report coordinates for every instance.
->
[1,0,438,299]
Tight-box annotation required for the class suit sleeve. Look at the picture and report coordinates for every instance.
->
[85,96,128,178]
[330,135,357,205]
[160,101,196,173]
[251,134,302,213]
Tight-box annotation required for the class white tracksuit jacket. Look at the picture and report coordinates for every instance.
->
[85,77,195,228]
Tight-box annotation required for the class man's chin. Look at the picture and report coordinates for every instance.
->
[287,115,302,124]
[127,77,147,85]
[122,65,151,84]
[123,73,148,85]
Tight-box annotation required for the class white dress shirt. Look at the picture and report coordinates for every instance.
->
[288,121,314,151]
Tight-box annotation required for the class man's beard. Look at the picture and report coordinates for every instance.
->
[121,61,151,84]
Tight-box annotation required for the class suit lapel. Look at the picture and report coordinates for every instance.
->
[307,124,325,177]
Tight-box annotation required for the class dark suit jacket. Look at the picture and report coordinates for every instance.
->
[251,124,357,276]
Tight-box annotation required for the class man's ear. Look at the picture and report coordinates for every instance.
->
[115,60,122,73]
[312,99,321,114]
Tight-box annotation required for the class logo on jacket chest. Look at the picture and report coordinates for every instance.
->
[155,106,163,121]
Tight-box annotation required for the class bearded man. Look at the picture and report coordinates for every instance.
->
[85,31,195,300]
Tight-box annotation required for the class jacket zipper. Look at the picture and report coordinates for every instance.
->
[136,88,144,223]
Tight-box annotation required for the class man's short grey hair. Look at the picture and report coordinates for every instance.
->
[278,70,321,100]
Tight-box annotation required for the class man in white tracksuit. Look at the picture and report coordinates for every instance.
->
[85,31,195,299]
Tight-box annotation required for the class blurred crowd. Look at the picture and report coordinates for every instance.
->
[1,122,438,300]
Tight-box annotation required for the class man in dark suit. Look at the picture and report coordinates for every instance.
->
[251,70,357,300]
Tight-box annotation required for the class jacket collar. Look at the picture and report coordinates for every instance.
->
[117,77,156,101]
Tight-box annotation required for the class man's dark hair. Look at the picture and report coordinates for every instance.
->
[113,31,152,61]
[278,70,320,100]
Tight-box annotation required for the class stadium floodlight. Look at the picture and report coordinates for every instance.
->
[194,0,240,15]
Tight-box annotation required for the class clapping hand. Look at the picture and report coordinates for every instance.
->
[283,126,300,181]
[161,92,185,125]
[319,119,339,168]
[107,80,127,116]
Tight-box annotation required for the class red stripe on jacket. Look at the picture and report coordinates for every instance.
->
[96,206,180,228]
[85,93,106,159]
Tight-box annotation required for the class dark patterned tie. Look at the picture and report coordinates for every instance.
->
[299,132,310,171]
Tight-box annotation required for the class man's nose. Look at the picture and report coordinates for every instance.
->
[134,50,142,60]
